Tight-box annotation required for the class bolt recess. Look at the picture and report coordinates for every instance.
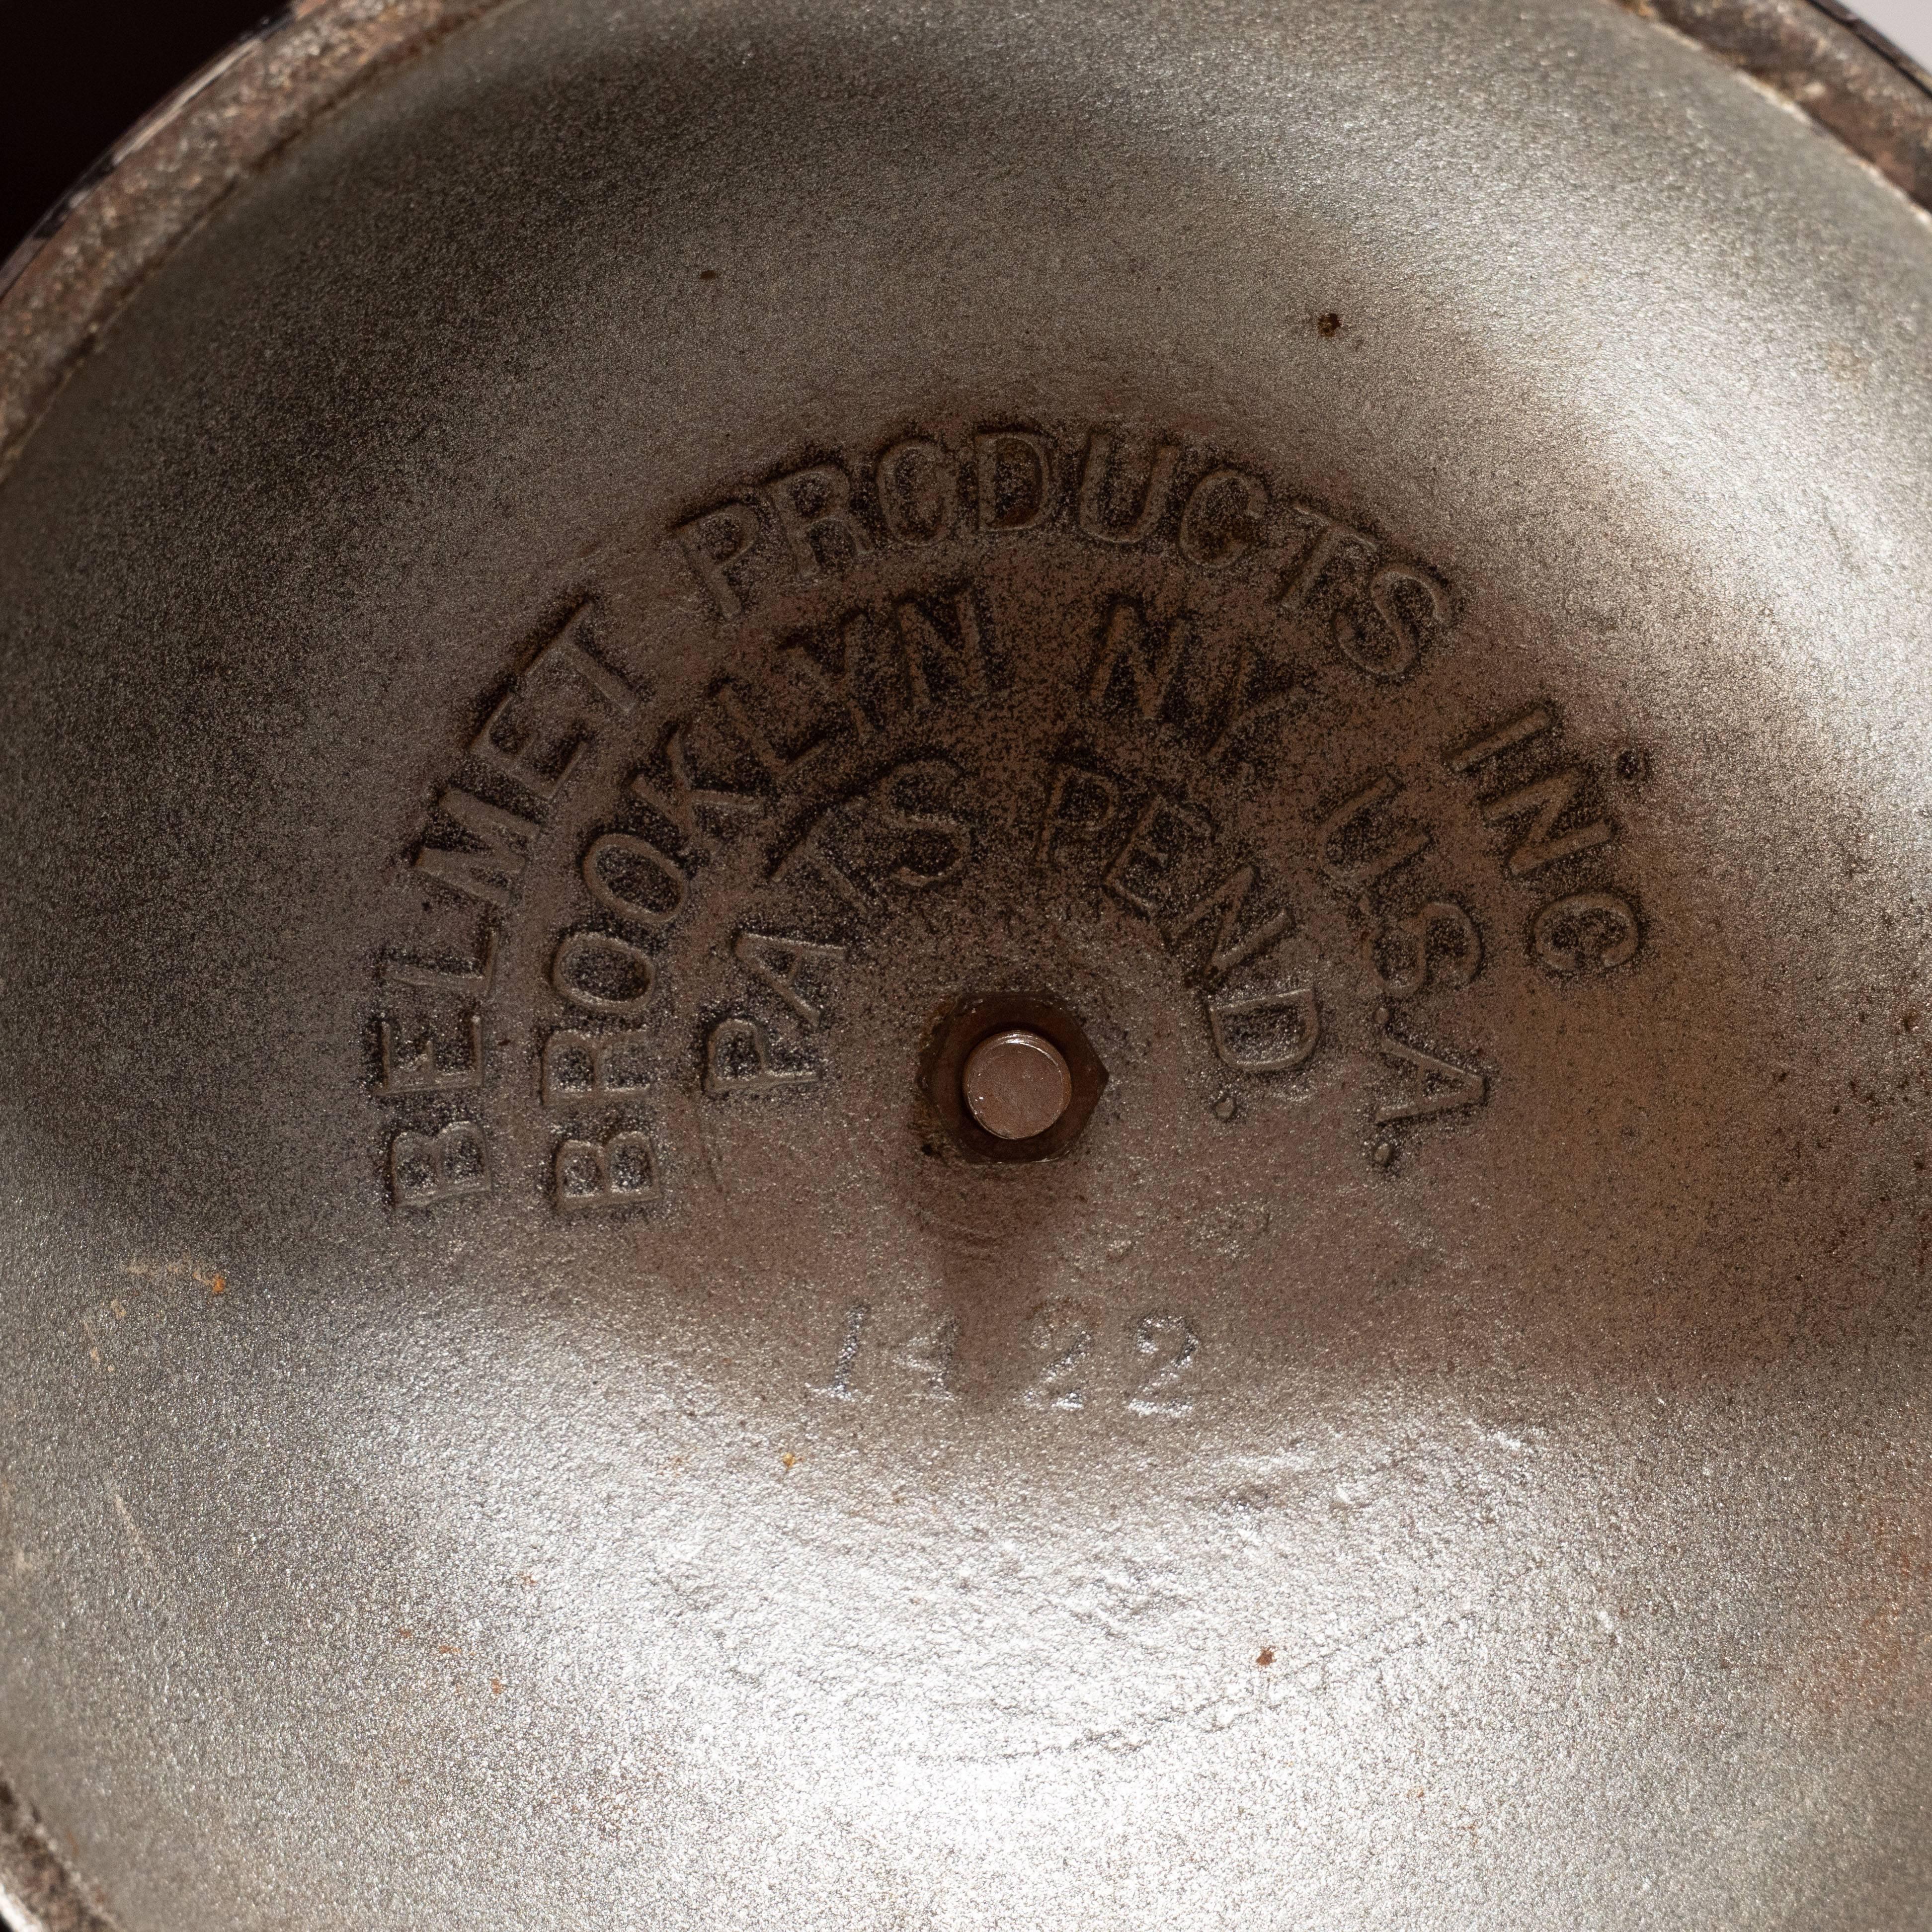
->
[924,996,1107,1163]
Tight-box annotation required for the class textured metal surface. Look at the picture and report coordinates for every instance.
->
[0,0,497,477]
[2,1,1931,1928]
[1629,0,1932,204]
[0,1779,111,1932]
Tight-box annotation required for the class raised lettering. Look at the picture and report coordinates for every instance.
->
[770,804,875,912]
[704,1018,820,1095]
[897,591,989,712]
[469,610,640,801]
[1087,599,1188,723]
[1207,643,1297,765]
[413,789,541,908]
[716,683,829,784]
[1178,467,1267,568]
[1165,866,1291,978]
[542,1028,651,1110]
[1127,1313,1199,1418]
[1077,432,1179,544]
[873,760,970,888]
[1315,777,1432,894]
[375,1013,483,1097]
[382,928,497,993]
[764,464,871,579]
[732,931,847,1026]
[629,725,764,849]
[974,430,1051,530]
[1375,901,1482,998]
[1036,762,1121,868]
[1024,1303,1093,1411]
[1103,795,1209,917]
[813,1303,869,1400]
[469,690,570,805]
[786,619,881,740]
[1333,564,1447,681]
[1482,768,1613,875]
[552,930,655,1019]
[1374,1007,1485,1123]
[582,831,686,928]
[674,501,763,619]
[555,1129,660,1210]
[1533,891,1640,973]
[532,620,639,716]
[891,1313,960,1400]
[875,438,956,543]
[1207,986,1321,1074]
[1276,504,1374,612]
[1449,707,1554,774]
[390,1122,490,1207]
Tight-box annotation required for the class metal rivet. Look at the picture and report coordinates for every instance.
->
[962,1030,1074,1141]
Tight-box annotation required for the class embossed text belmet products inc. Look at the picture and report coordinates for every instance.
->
[364,419,1649,1225]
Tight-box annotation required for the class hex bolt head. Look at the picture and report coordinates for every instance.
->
[962,1030,1074,1140]
[923,995,1108,1163]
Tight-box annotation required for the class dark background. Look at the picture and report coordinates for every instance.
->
[4,0,1929,265]
[1,1,273,259]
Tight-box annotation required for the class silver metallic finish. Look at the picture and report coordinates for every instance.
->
[2,2,1931,1930]
[963,1032,1075,1141]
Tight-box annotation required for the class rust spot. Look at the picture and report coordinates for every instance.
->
[1315,311,1342,337]
[397,1628,413,1638]
[437,1643,461,1655]
[490,1678,506,1695]
[1256,1646,1275,1668]
[209,1275,226,1295]
[780,1452,797,1471]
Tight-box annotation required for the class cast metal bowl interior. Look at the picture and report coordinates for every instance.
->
[1,2,1931,1928]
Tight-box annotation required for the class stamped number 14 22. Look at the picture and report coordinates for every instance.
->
[814,1302,1199,1416]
